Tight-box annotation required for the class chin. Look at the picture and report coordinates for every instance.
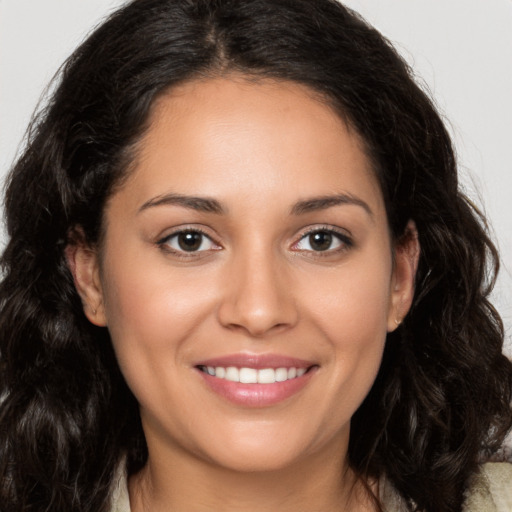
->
[190,420,347,474]
[205,443,305,474]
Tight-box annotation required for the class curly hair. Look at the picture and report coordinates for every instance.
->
[1,1,511,511]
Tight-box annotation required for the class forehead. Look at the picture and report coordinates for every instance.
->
[115,76,385,218]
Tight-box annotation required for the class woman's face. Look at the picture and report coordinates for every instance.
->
[73,77,416,473]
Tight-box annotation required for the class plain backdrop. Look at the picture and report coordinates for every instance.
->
[0,0,511,354]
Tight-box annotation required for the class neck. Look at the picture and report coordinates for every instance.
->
[128,441,377,512]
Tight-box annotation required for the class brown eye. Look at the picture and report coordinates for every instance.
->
[308,232,333,251]
[160,230,218,253]
[294,229,351,253]
[177,231,204,251]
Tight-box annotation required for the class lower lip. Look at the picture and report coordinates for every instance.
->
[197,368,316,407]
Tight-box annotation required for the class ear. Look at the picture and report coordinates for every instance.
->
[387,220,420,332]
[65,231,107,327]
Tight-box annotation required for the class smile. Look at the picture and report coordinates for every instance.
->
[195,357,317,407]
[198,365,308,383]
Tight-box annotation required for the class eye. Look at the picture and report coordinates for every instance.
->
[293,229,351,252]
[158,230,219,253]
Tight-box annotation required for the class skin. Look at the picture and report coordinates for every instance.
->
[69,76,419,512]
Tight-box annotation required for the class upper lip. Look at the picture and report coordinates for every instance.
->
[195,353,316,369]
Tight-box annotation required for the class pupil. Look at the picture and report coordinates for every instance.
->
[310,232,332,251]
[178,231,202,251]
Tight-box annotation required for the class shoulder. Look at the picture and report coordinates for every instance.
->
[463,462,512,512]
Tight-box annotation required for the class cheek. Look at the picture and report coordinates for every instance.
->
[299,251,392,403]
[98,248,218,388]
[102,247,214,333]
[99,261,214,421]
[303,255,392,342]
[317,276,389,371]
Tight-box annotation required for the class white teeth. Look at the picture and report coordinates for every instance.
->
[225,367,239,382]
[257,368,276,384]
[239,367,258,383]
[201,365,309,383]
[275,367,288,382]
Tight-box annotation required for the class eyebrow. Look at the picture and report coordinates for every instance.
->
[138,192,373,218]
[290,193,374,218]
[138,193,225,214]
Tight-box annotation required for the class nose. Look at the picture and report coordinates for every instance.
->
[217,248,298,337]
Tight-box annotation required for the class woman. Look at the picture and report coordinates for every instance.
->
[1,0,511,511]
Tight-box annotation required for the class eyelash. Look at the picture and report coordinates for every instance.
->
[156,227,220,258]
[292,226,353,256]
[156,225,353,258]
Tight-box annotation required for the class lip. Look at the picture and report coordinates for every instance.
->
[194,353,318,408]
